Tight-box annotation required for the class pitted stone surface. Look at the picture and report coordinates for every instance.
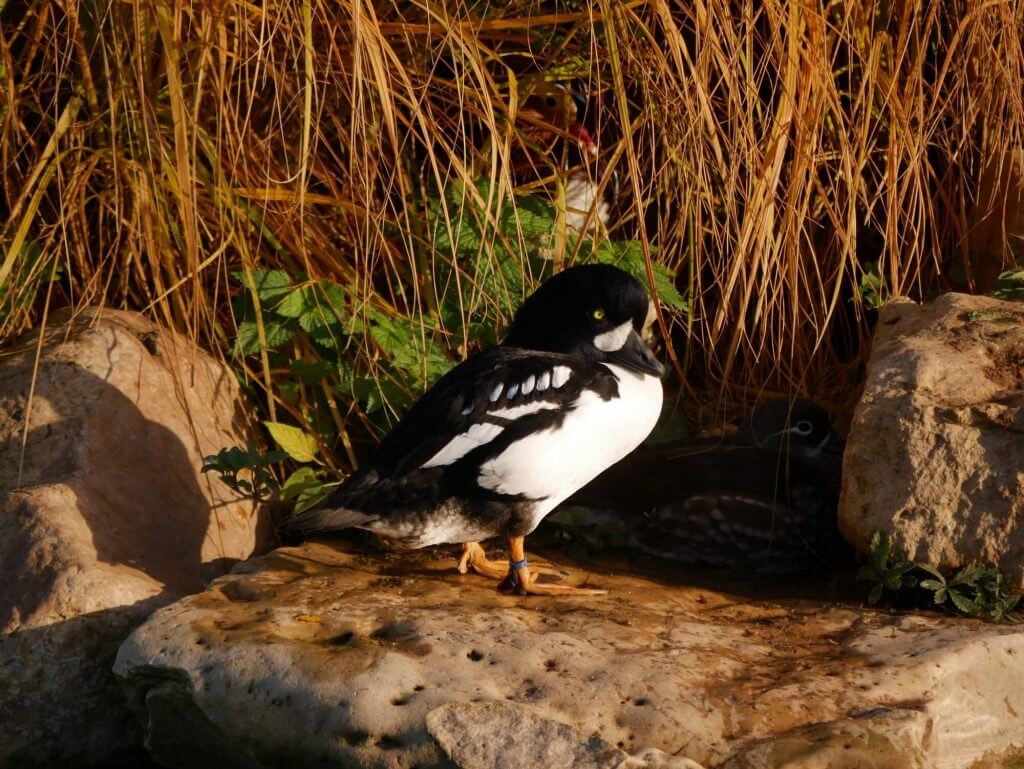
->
[116,542,1024,768]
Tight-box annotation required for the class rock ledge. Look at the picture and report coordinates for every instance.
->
[116,542,1024,768]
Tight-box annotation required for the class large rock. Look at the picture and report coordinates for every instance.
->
[839,293,1024,583]
[0,309,268,766]
[116,542,1024,768]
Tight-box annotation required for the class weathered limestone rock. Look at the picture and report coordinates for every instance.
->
[427,702,703,769]
[116,542,1024,768]
[0,308,268,767]
[839,293,1024,584]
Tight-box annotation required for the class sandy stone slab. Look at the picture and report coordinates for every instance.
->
[115,542,1024,768]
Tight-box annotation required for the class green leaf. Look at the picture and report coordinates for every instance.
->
[854,262,886,310]
[278,380,299,405]
[431,198,484,253]
[948,589,978,614]
[275,286,317,318]
[475,251,528,316]
[952,563,986,587]
[991,270,1024,303]
[872,531,892,570]
[499,195,556,240]
[202,446,251,473]
[294,484,330,513]
[296,281,363,346]
[233,268,293,303]
[370,315,453,386]
[263,421,319,463]
[277,281,350,322]
[350,374,414,421]
[895,560,917,575]
[232,319,297,355]
[280,467,323,500]
[263,320,297,348]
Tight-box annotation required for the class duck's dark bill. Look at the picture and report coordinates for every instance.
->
[605,330,664,377]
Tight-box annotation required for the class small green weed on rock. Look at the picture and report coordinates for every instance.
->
[860,531,1022,623]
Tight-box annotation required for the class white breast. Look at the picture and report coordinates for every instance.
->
[476,364,663,530]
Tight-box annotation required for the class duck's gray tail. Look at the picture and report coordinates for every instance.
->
[284,506,377,535]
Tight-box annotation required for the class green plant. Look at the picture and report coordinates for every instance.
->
[859,531,1022,623]
[201,442,287,501]
[853,262,886,311]
[917,563,1022,623]
[215,180,690,519]
[202,422,332,512]
[0,241,63,332]
[858,531,918,606]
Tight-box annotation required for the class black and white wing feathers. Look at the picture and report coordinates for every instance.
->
[310,346,620,522]
[369,346,617,478]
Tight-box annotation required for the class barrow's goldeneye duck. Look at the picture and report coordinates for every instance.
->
[568,399,850,576]
[286,264,665,595]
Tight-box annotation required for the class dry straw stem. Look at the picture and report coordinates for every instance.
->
[3,0,1024,442]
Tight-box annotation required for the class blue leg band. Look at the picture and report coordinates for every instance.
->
[507,556,528,591]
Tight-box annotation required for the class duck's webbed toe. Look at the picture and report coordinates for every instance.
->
[458,542,508,580]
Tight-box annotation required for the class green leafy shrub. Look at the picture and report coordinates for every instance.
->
[860,531,1022,623]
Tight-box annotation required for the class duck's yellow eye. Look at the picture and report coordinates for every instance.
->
[592,308,606,321]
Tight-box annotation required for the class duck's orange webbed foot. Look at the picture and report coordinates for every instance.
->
[457,542,508,580]
[497,536,607,597]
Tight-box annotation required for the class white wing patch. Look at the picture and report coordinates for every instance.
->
[593,321,633,352]
[422,422,504,468]
[551,366,571,388]
[488,401,558,420]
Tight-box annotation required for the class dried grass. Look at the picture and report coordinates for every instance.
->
[3,0,1024,456]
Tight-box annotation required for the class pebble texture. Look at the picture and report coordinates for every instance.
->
[116,542,1024,768]
[839,293,1024,584]
[0,309,268,766]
